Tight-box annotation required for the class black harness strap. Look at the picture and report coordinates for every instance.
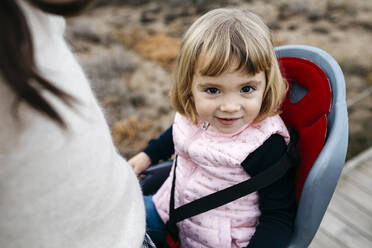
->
[170,152,293,223]
[166,156,179,240]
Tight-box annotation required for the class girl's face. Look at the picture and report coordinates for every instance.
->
[191,63,266,134]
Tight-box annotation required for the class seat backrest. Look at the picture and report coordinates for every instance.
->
[278,57,332,203]
[276,45,348,248]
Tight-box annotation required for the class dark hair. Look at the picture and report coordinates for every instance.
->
[0,0,93,127]
[28,0,94,16]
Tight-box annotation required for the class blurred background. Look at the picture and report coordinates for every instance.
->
[65,0,372,161]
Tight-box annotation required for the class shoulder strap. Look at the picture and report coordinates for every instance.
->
[169,129,299,224]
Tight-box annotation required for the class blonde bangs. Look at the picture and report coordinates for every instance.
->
[196,15,272,77]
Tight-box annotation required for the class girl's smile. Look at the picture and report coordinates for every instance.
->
[191,61,266,134]
[215,116,242,126]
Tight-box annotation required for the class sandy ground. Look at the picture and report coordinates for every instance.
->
[66,0,372,160]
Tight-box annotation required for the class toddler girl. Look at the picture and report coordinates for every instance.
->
[129,8,296,248]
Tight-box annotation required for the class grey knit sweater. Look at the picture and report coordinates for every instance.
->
[0,1,145,247]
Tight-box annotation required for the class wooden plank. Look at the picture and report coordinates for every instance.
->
[343,167,372,196]
[309,152,372,248]
[342,147,372,175]
[327,192,372,242]
[356,159,372,176]
[318,210,372,247]
[310,228,347,248]
[336,177,372,215]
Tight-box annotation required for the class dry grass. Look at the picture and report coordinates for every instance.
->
[111,115,159,157]
[133,33,181,67]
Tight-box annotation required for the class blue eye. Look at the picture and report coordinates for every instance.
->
[241,86,254,93]
[205,87,220,94]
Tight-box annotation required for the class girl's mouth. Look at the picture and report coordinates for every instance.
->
[216,117,240,126]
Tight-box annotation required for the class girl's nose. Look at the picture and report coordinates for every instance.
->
[219,99,241,112]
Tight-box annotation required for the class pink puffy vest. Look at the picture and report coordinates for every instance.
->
[153,113,290,248]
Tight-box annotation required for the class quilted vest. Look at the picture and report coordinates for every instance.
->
[153,113,290,248]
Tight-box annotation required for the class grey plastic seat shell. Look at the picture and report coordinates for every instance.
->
[275,45,349,248]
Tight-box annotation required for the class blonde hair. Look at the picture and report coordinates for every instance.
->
[170,8,287,124]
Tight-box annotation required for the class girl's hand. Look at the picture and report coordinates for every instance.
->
[128,152,151,175]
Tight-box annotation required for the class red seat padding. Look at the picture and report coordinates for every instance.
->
[278,57,332,203]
